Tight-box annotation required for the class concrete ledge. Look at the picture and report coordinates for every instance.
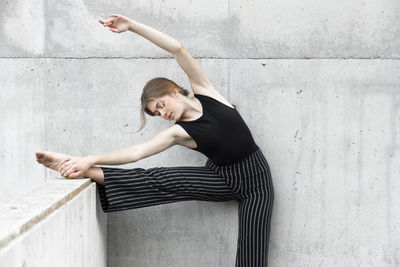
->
[0,178,92,249]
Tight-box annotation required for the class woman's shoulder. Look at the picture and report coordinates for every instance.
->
[193,87,235,109]
[170,124,198,149]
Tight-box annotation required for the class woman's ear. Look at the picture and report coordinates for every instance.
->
[172,87,179,96]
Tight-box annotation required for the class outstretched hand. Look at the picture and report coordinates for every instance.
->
[59,156,93,178]
[99,14,132,33]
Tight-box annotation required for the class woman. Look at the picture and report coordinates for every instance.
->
[36,14,274,267]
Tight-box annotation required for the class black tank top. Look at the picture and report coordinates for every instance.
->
[175,93,259,166]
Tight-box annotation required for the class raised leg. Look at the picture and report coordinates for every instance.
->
[35,151,105,185]
[83,167,104,185]
[96,165,237,213]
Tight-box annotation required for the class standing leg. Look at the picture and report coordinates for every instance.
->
[206,146,275,266]
[235,189,274,267]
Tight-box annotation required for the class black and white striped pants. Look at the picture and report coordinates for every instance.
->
[96,146,274,267]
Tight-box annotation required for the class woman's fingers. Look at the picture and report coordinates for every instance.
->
[99,18,115,27]
[61,157,72,164]
[69,171,82,178]
[65,165,76,176]
[61,164,85,178]
[63,166,76,177]
[60,161,71,172]
[99,16,126,33]
[61,160,71,167]
[60,161,74,175]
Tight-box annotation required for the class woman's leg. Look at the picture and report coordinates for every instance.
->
[35,151,106,185]
[235,189,274,267]
[96,165,237,213]
[83,167,104,185]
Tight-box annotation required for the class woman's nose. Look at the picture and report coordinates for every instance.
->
[159,109,167,117]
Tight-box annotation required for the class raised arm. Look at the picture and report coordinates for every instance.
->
[100,14,181,54]
[99,14,216,94]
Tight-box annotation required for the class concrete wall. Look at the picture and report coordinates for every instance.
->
[1,0,399,266]
[0,180,107,267]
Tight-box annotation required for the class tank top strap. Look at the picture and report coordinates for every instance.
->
[194,94,236,111]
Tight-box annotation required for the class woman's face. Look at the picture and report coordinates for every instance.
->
[147,92,183,121]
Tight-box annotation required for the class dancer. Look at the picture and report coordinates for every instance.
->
[36,14,274,267]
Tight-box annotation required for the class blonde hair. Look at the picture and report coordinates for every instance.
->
[135,77,190,133]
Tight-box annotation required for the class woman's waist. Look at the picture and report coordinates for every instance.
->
[206,145,269,171]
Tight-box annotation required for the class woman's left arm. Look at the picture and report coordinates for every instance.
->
[101,14,214,90]
[100,14,182,53]
[129,17,215,89]
[131,19,214,90]
[128,17,182,54]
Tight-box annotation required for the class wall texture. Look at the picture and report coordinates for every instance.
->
[0,181,107,267]
[1,0,399,266]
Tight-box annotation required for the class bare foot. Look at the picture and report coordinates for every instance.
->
[35,151,71,172]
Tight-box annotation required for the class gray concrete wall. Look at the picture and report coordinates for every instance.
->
[1,0,399,266]
[0,180,107,267]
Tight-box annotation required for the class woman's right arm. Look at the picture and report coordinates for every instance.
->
[88,126,178,165]
[59,126,179,178]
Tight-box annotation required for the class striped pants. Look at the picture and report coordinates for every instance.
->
[96,146,274,267]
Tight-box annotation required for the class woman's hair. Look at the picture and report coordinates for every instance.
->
[136,77,190,133]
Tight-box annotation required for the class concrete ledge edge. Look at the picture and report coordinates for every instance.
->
[0,178,93,249]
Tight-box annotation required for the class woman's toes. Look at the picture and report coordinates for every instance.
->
[36,151,44,160]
